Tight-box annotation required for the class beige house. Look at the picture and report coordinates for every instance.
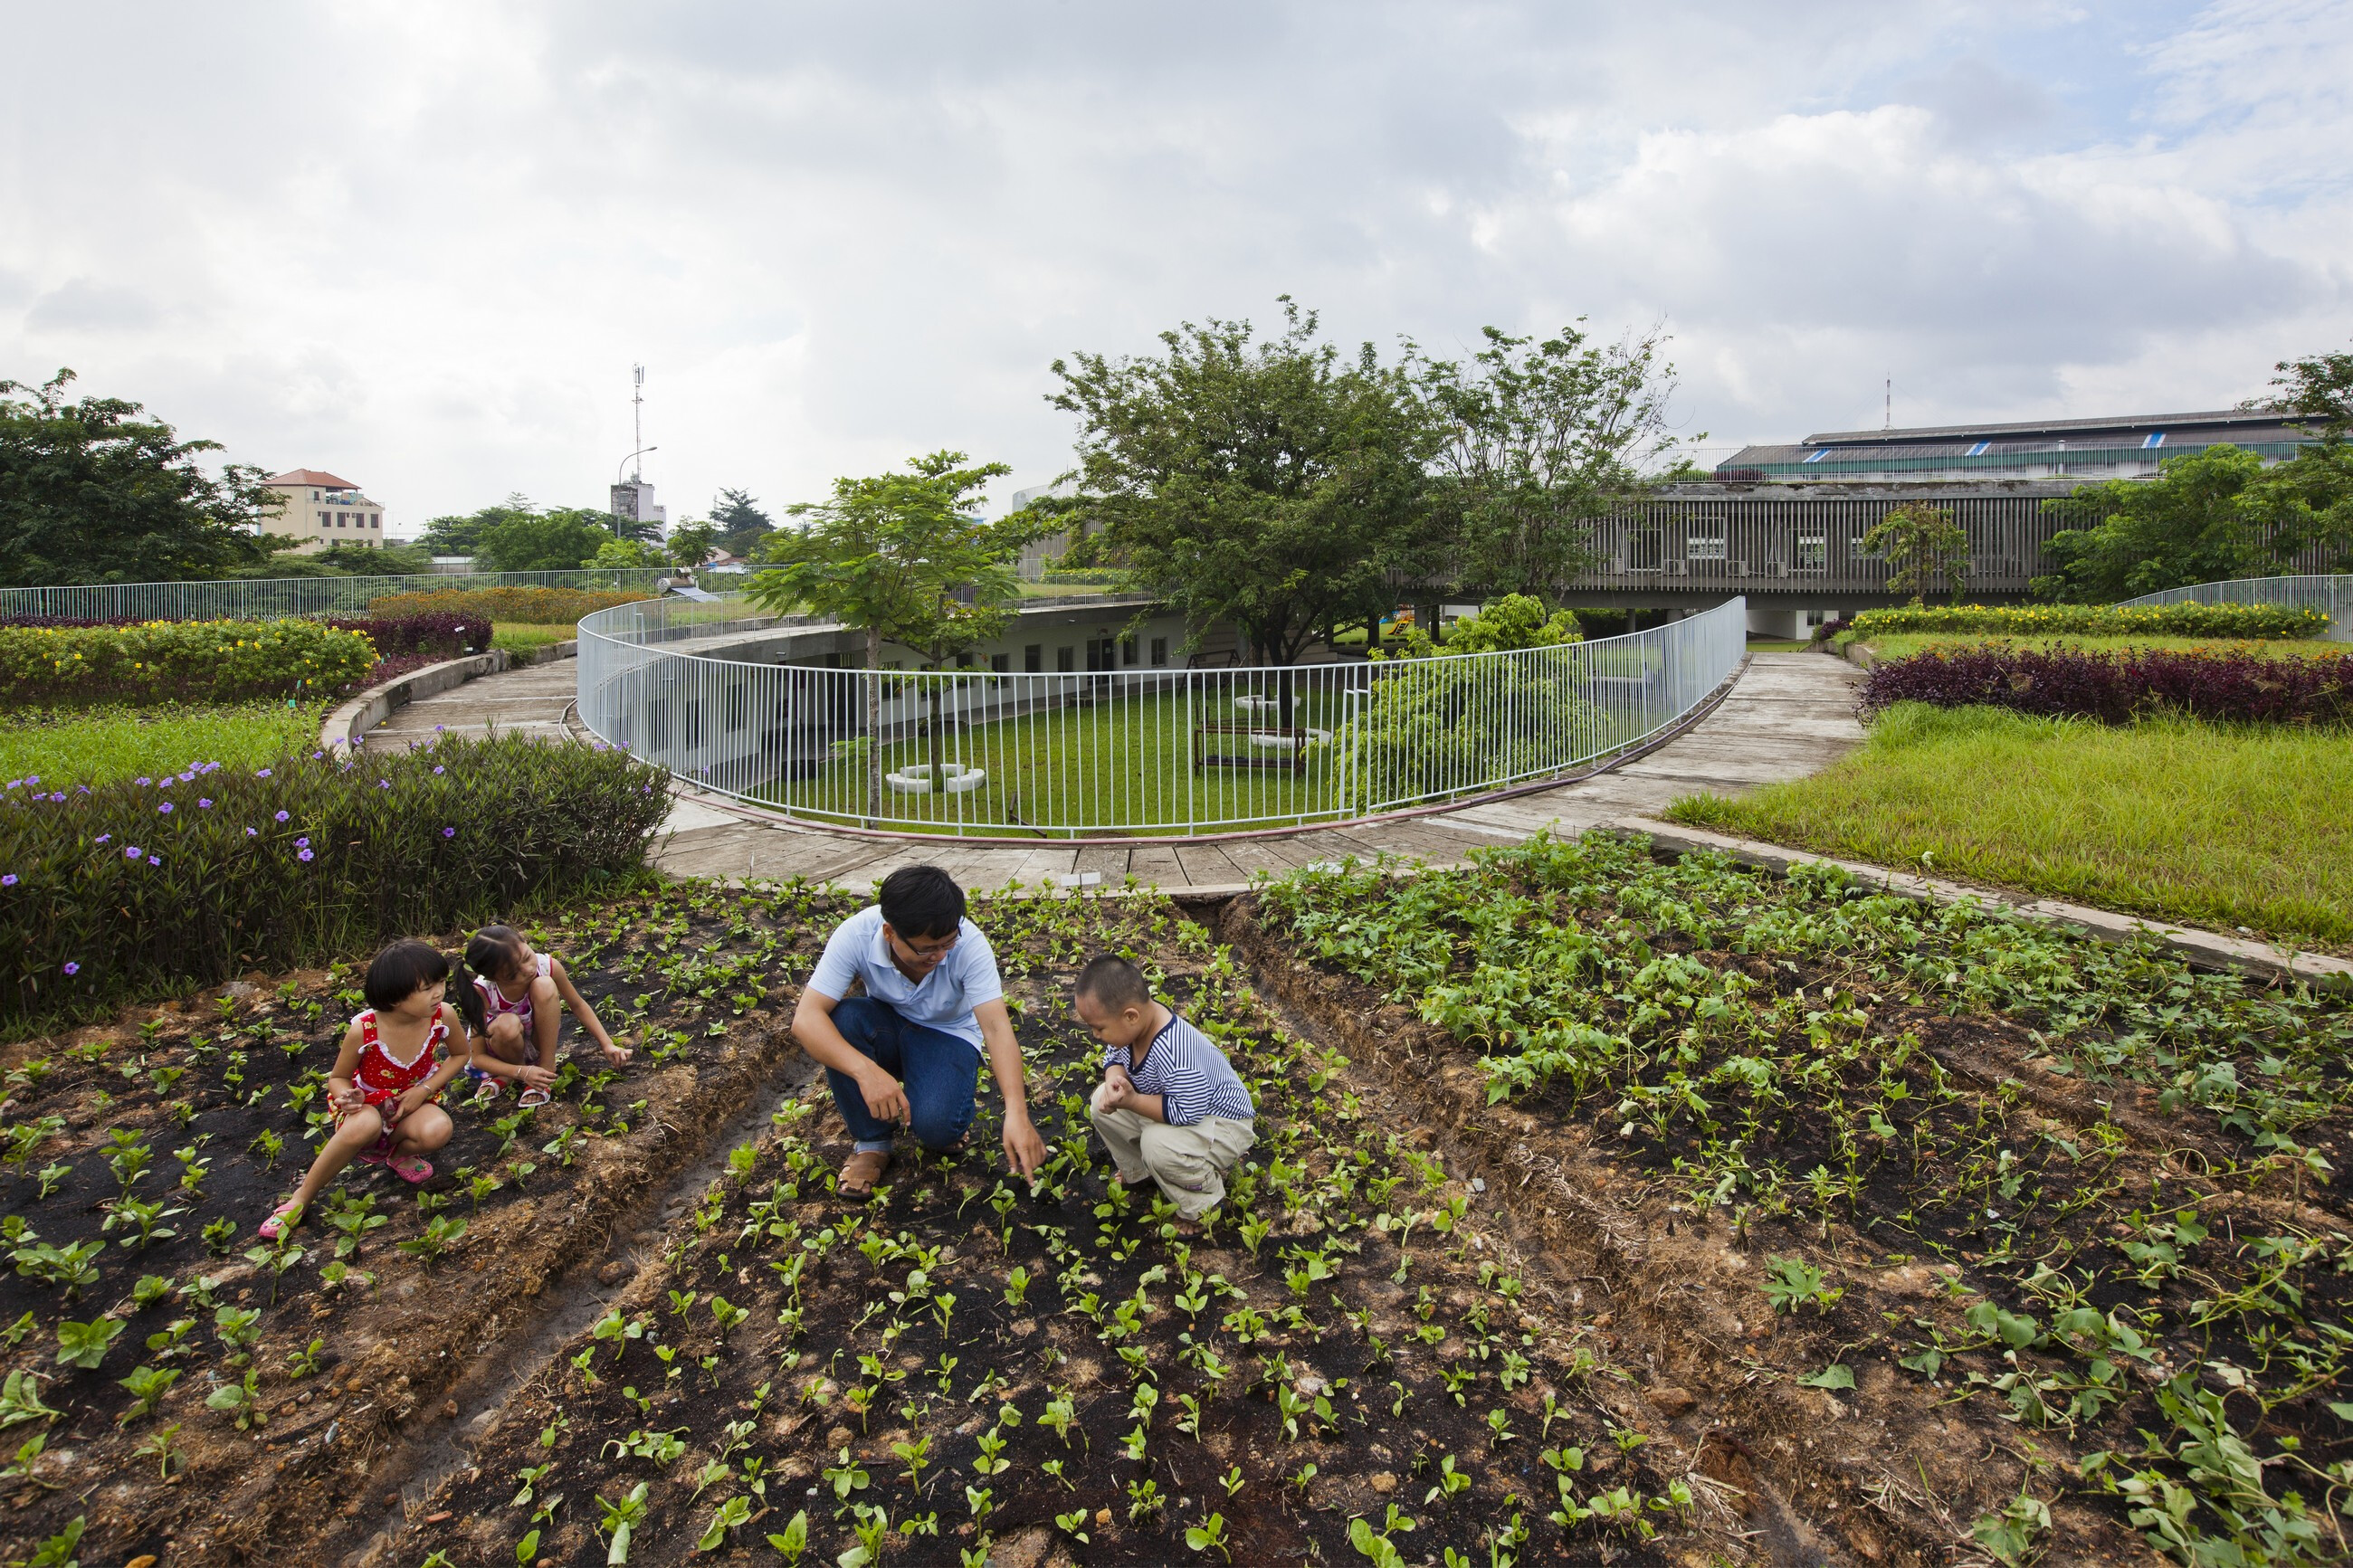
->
[262,470,388,554]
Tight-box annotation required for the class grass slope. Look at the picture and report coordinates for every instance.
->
[1666,702,2353,950]
[0,703,325,789]
[1843,632,2353,662]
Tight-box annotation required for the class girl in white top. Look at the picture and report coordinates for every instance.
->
[456,925,630,1107]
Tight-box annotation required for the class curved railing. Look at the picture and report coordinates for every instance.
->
[2116,574,2352,641]
[576,594,1749,838]
[0,567,675,623]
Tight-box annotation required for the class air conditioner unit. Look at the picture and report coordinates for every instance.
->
[1664,559,1689,576]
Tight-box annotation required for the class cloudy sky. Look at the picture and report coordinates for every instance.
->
[3,0,2348,533]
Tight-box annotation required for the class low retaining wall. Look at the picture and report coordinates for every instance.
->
[319,641,582,750]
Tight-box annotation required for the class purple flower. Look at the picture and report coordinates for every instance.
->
[311,751,323,760]
[136,776,153,786]
[245,827,257,837]
[0,874,14,887]
[178,771,195,783]
[378,779,391,789]
[157,803,174,814]
[274,810,291,822]
[62,962,78,976]
[197,798,212,809]
[295,836,310,849]
[255,768,272,778]
[125,845,141,859]
[443,827,455,838]
[95,833,110,844]
[298,848,314,862]
[148,855,161,867]
[47,793,62,803]
[24,777,34,785]
[433,765,444,775]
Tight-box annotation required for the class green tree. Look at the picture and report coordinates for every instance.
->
[2239,347,2353,569]
[710,488,775,558]
[1406,323,1682,603]
[416,495,538,558]
[1048,299,1437,679]
[664,519,720,575]
[473,508,619,573]
[1379,594,1584,659]
[0,369,273,585]
[1863,501,1970,604]
[743,451,1030,818]
[588,537,665,568]
[2034,447,2270,602]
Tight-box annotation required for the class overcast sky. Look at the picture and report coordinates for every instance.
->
[4,0,2348,534]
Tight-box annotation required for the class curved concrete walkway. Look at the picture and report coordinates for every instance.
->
[358,651,1866,894]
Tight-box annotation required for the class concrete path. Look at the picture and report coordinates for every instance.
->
[352,651,1864,892]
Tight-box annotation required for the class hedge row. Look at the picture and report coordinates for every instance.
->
[0,735,671,1021]
[323,612,491,660]
[1844,602,2331,641]
[1862,645,2353,727]
[367,585,650,623]
[0,620,378,709]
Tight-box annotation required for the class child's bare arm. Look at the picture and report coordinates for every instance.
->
[552,958,629,1065]
[327,1022,367,1111]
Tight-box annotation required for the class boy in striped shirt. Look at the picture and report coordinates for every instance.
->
[1075,955,1256,1226]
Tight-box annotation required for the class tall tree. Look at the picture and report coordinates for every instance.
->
[1405,323,1683,603]
[2034,447,2272,602]
[472,508,619,573]
[2241,346,2353,569]
[417,495,538,557]
[710,488,776,558]
[1047,299,1438,673]
[0,369,272,585]
[664,520,720,575]
[743,452,1028,819]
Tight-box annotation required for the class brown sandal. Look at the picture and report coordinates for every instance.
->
[838,1149,892,1198]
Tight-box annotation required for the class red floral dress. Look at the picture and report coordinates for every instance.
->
[345,1008,450,1131]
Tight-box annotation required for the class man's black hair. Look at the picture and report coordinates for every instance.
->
[1075,954,1152,1012]
[879,865,967,940]
[365,938,452,1012]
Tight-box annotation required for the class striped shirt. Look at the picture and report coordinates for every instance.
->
[1108,1012,1254,1127]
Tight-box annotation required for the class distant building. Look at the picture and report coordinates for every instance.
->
[701,551,752,576]
[1716,409,2311,484]
[262,469,389,554]
[611,480,667,535]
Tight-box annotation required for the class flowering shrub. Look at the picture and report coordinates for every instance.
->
[323,612,491,660]
[1845,602,2329,641]
[1862,644,2353,727]
[366,586,649,623]
[0,735,670,1020]
[0,619,378,708]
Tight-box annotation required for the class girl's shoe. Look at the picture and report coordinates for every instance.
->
[259,1200,303,1241]
[518,1087,553,1109]
[388,1155,434,1184]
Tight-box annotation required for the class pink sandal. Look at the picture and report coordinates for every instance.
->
[259,1200,303,1241]
[388,1155,434,1184]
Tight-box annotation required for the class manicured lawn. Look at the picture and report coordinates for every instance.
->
[1843,632,2352,661]
[1666,701,2353,950]
[0,701,326,788]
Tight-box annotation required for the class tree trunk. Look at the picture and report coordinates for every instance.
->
[865,625,882,822]
[927,666,946,796]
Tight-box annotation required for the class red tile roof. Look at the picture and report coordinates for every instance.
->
[268,469,358,489]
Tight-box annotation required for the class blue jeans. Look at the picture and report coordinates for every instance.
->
[824,998,981,1155]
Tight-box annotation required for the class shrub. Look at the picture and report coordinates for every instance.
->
[323,613,491,660]
[1338,643,1598,808]
[1844,602,2329,641]
[0,735,670,1022]
[366,586,650,624]
[1861,645,2353,727]
[0,620,377,709]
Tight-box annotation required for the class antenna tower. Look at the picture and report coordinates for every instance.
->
[633,365,646,480]
[1884,376,1891,431]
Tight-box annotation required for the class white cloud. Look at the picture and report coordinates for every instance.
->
[0,0,2346,527]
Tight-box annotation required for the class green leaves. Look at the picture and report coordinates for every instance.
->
[1759,1256,1840,1316]
[1796,1364,1854,1392]
[52,1316,122,1372]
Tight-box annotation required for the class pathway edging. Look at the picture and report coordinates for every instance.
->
[320,650,511,750]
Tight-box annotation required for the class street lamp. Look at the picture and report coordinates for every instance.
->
[615,446,658,487]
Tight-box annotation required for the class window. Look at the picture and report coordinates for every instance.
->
[1149,636,1167,667]
[370,513,380,528]
[1024,644,1043,673]
[338,512,349,528]
[1796,535,1827,568]
[1687,534,1726,561]
[1120,637,1138,667]
[318,511,331,528]
[1056,646,1074,673]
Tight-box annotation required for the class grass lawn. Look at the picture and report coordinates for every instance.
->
[1665,701,2353,951]
[0,701,326,788]
[489,621,579,653]
[1842,631,2353,661]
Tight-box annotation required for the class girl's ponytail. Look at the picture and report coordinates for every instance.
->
[456,926,522,1038]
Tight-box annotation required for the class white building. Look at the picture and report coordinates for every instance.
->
[262,470,389,554]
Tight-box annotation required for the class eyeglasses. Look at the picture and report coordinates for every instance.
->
[893,932,960,961]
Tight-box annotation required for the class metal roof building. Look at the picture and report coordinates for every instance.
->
[1716,409,2311,483]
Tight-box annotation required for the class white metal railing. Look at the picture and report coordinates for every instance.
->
[577,594,1748,837]
[0,567,675,623]
[2115,574,2352,641]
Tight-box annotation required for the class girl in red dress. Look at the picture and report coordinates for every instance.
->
[261,940,468,1240]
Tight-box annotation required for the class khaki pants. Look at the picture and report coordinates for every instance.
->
[1089,1107,1256,1221]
